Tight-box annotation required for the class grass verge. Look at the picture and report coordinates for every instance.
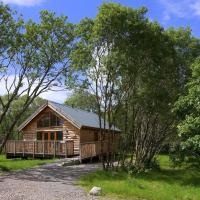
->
[0,155,54,173]
[79,155,200,200]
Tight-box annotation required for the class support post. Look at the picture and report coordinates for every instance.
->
[23,141,25,157]
[33,141,35,158]
[79,143,82,163]
[5,142,7,155]
[14,141,16,156]
[54,141,56,158]
[43,141,45,158]
[65,142,67,158]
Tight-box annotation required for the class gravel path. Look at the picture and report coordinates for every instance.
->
[0,160,101,200]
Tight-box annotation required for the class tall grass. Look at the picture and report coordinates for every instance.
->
[79,155,200,200]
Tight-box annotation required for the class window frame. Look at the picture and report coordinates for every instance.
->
[36,131,63,141]
[37,111,64,128]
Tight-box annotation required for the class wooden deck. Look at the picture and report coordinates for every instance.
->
[6,140,74,158]
[6,140,118,161]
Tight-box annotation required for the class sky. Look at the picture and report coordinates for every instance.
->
[0,0,200,103]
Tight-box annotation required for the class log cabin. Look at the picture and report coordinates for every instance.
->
[6,100,120,161]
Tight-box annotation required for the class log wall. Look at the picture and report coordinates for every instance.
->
[22,107,80,154]
[20,106,120,160]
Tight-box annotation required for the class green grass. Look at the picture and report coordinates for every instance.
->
[0,155,54,173]
[79,155,200,200]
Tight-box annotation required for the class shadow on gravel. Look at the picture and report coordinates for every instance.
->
[0,163,100,185]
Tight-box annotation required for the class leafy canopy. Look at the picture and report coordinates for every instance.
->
[174,58,200,159]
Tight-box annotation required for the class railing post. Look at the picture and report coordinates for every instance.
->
[43,141,45,158]
[5,142,7,155]
[79,143,82,163]
[47,141,49,155]
[65,142,67,158]
[54,141,56,158]
[14,141,16,156]
[33,141,35,158]
[23,141,25,157]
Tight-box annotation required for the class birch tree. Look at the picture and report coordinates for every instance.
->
[0,7,75,152]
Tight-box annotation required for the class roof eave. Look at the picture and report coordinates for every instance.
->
[18,101,48,131]
[18,101,81,132]
[81,125,121,133]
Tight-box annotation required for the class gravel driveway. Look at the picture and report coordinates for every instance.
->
[0,160,101,200]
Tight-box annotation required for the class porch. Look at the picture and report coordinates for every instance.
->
[5,140,118,161]
[6,140,74,158]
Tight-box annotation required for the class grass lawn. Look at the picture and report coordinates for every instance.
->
[79,155,200,200]
[0,155,54,173]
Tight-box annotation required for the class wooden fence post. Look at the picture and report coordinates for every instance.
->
[79,143,82,163]
[65,142,67,158]
[23,141,25,157]
[33,141,35,158]
[43,141,45,158]
[14,141,16,156]
[54,141,56,158]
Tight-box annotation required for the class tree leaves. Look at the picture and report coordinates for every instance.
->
[174,59,200,161]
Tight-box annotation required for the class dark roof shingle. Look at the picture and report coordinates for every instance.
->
[18,100,120,132]
[49,101,120,131]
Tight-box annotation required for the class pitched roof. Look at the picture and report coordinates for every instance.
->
[18,100,121,132]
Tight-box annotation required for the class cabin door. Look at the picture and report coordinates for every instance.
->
[37,131,63,154]
[37,131,63,141]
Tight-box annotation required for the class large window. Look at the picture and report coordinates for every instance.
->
[37,131,63,141]
[37,112,63,128]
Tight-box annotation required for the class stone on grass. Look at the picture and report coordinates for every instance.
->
[89,186,102,196]
[138,184,145,189]
[57,162,65,167]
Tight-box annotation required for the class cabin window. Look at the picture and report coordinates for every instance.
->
[37,132,43,140]
[44,132,48,140]
[50,132,55,140]
[57,131,63,140]
[36,131,63,141]
[37,111,63,128]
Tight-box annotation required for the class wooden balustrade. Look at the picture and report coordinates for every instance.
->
[80,141,118,160]
[6,140,118,160]
[6,140,74,158]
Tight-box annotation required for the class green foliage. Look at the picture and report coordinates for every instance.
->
[0,4,75,151]
[65,90,97,112]
[0,95,45,139]
[67,2,200,171]
[79,155,200,200]
[174,59,200,163]
[0,3,23,70]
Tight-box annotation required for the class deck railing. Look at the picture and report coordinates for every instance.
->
[6,140,74,158]
[80,141,118,160]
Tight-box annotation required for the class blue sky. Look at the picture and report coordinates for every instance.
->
[1,0,200,38]
[1,0,200,103]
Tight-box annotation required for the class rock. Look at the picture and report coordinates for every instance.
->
[57,162,65,167]
[138,184,145,189]
[89,186,102,196]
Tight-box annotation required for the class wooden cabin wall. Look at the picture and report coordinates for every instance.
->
[80,129,97,143]
[21,106,80,155]
[80,128,119,144]
[22,119,37,140]
[63,120,80,155]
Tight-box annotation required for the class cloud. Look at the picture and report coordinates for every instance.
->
[159,0,200,21]
[0,75,70,104]
[40,90,71,103]
[190,1,200,16]
[1,0,44,6]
